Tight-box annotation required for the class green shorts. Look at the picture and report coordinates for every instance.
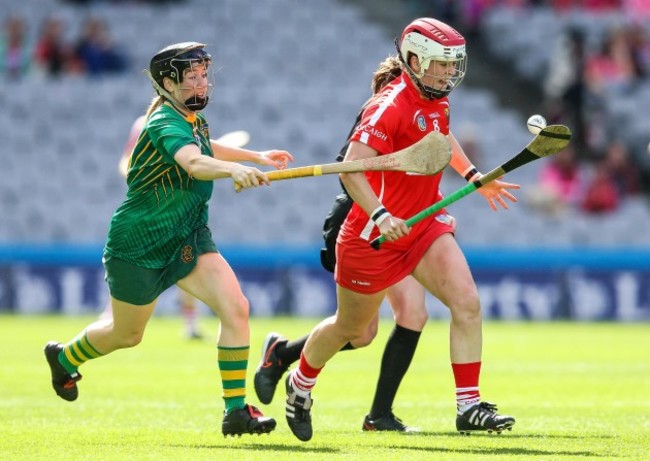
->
[103,226,218,305]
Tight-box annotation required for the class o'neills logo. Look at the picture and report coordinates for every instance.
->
[181,245,194,263]
[351,279,371,286]
[360,125,388,142]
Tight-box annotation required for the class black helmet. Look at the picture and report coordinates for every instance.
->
[149,42,212,110]
[150,41,211,87]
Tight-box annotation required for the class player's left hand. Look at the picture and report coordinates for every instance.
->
[477,177,520,211]
[378,215,410,242]
[258,150,294,170]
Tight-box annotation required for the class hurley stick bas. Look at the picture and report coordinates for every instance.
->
[234,131,451,193]
[268,131,451,180]
[370,125,572,250]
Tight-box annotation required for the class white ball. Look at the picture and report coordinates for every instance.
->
[527,115,547,135]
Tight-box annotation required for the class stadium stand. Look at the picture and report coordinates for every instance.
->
[1,0,649,249]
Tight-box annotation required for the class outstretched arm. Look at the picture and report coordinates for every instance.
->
[448,132,520,211]
[175,143,269,190]
[210,140,294,170]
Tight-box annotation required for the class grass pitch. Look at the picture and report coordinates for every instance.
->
[0,315,648,461]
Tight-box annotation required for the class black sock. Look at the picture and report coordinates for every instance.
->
[275,335,308,365]
[369,324,421,419]
[276,335,356,365]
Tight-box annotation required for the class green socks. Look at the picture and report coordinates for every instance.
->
[218,345,249,413]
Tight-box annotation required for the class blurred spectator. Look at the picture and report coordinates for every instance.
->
[579,140,640,214]
[65,0,185,3]
[73,18,128,76]
[33,17,74,78]
[601,140,641,197]
[623,0,650,20]
[585,27,637,96]
[581,27,640,156]
[1,16,30,80]
[581,160,619,213]
[454,122,481,167]
[458,0,486,38]
[551,0,621,12]
[526,147,586,216]
[627,22,650,78]
[544,28,589,155]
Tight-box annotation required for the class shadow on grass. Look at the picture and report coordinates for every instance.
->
[167,439,604,457]
[390,444,602,457]
[166,443,339,454]
[410,431,616,440]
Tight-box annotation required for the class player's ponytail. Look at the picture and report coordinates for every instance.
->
[371,55,403,94]
[144,95,164,120]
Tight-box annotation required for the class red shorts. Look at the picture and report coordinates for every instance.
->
[335,214,454,294]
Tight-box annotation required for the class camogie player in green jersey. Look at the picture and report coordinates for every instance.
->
[44,42,294,437]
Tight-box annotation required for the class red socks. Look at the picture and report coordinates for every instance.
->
[452,361,481,414]
[289,352,322,396]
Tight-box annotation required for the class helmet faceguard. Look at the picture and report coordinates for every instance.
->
[397,18,467,99]
[148,42,213,111]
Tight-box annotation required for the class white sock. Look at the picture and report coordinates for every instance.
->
[289,369,315,398]
[456,386,480,415]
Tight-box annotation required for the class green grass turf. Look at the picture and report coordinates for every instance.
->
[0,315,648,461]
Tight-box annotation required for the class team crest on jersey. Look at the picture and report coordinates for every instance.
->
[444,107,450,119]
[181,245,194,263]
[417,114,427,131]
[200,122,209,138]
[435,214,453,226]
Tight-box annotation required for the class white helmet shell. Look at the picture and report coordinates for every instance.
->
[398,18,467,99]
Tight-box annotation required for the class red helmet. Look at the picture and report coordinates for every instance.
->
[398,18,467,99]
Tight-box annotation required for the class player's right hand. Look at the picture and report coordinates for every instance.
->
[232,165,269,192]
[477,178,520,211]
[378,215,410,242]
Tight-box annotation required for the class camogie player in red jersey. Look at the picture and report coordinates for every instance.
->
[283,18,520,441]
[253,56,446,433]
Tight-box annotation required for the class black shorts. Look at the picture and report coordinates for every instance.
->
[320,192,353,273]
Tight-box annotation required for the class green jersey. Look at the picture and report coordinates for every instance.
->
[104,104,214,268]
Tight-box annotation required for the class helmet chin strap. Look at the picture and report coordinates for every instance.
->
[405,65,439,100]
[144,70,206,121]
[394,39,451,100]
[183,95,209,111]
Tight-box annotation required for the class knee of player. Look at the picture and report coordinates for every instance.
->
[215,294,250,325]
[116,330,145,348]
[393,306,428,330]
[334,322,369,345]
[450,291,481,322]
[235,295,250,317]
[352,324,378,348]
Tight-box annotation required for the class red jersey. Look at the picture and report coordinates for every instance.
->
[339,72,450,251]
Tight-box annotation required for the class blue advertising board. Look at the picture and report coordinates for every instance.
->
[1,245,649,321]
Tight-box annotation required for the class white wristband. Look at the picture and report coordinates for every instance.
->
[374,212,392,226]
[370,205,391,226]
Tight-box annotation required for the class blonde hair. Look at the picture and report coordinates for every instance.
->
[144,95,165,119]
[371,55,403,94]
